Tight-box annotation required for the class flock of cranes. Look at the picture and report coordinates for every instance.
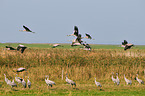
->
[67,26,92,50]
[4,68,31,89]
[4,25,135,53]
[3,67,144,90]
[2,25,136,90]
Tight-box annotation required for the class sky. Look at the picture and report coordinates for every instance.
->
[0,0,145,45]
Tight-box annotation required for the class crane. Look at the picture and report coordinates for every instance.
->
[45,75,56,87]
[136,74,144,84]
[4,74,8,84]
[121,40,134,50]
[17,44,27,53]
[95,78,102,88]
[15,74,23,84]
[67,26,79,37]
[16,67,27,72]
[116,73,120,85]
[84,33,92,39]
[19,25,35,33]
[124,74,132,85]
[27,76,31,88]
[10,76,17,88]
[22,75,26,88]
[65,75,76,87]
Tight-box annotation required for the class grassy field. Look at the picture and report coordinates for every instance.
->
[0,43,145,96]
[1,43,145,49]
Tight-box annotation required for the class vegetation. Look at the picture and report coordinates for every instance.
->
[0,43,145,95]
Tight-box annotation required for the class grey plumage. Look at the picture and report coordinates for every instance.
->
[11,76,17,88]
[124,74,132,85]
[95,78,102,87]
[45,75,55,87]
[116,73,120,85]
[4,74,8,84]
[136,74,144,84]
[15,74,22,84]
[121,40,134,50]
[22,76,26,88]
[111,73,120,85]
[65,76,76,87]
[27,76,31,88]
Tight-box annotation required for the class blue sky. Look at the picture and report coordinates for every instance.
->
[0,0,145,45]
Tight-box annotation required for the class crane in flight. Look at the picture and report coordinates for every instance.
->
[19,25,35,33]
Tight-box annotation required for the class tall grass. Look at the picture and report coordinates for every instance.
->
[0,47,145,95]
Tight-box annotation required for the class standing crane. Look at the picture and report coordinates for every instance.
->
[111,72,120,85]
[45,75,56,87]
[22,75,26,88]
[136,74,144,84]
[10,76,17,88]
[124,74,132,85]
[65,75,76,87]
[4,74,8,84]
[95,78,102,88]
[111,72,117,84]
[27,76,31,88]
[15,74,23,84]
[116,73,120,85]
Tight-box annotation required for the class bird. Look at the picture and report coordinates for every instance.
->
[5,46,16,50]
[45,75,56,87]
[19,25,35,33]
[15,74,23,84]
[52,44,61,48]
[65,75,76,87]
[76,34,83,44]
[124,44,134,50]
[124,74,132,85]
[10,76,17,88]
[22,76,26,88]
[116,73,120,85]
[95,78,102,88]
[71,39,81,47]
[111,72,117,84]
[122,40,128,46]
[136,74,144,84]
[17,44,27,53]
[4,74,8,84]
[16,67,27,73]
[5,76,17,88]
[67,26,79,37]
[121,40,134,50]
[82,43,91,50]
[84,33,92,39]
[27,76,31,88]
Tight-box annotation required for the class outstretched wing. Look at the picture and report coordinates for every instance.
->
[21,47,27,53]
[74,26,79,37]
[85,33,92,39]
[122,40,128,45]
[23,25,32,32]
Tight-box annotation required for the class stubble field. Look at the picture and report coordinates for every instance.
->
[0,43,145,96]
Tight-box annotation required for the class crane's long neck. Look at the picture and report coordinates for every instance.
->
[95,78,96,83]
[124,75,126,79]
